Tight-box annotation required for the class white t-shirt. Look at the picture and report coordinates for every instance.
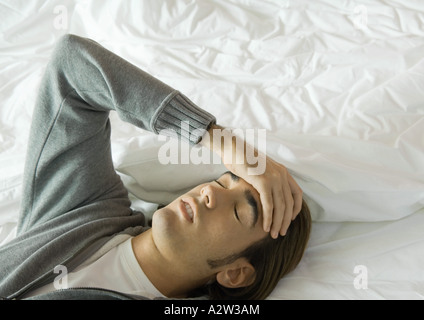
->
[25,235,165,299]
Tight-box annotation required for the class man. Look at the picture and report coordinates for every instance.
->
[0,35,310,300]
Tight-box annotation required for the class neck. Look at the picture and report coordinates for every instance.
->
[131,229,209,298]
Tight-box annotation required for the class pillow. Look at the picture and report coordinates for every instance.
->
[112,133,227,205]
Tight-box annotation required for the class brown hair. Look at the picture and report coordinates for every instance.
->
[194,199,312,300]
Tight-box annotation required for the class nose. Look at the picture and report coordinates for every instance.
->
[200,185,217,209]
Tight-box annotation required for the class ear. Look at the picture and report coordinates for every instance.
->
[216,258,256,289]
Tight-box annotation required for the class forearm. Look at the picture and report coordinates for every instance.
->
[200,124,234,170]
[200,124,263,174]
[199,124,225,156]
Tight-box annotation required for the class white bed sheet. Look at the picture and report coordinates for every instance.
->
[0,0,423,299]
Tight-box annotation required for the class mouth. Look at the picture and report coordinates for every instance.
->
[180,198,195,223]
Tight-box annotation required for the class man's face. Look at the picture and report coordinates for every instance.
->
[151,172,267,276]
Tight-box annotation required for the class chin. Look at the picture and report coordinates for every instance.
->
[151,206,185,258]
[151,205,181,248]
[152,206,173,231]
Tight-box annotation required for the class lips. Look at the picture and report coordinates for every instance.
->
[184,202,194,220]
[180,198,195,223]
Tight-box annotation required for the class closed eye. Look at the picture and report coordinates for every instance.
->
[214,180,225,188]
[214,180,240,222]
[234,206,240,221]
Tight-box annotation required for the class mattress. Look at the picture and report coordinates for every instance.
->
[0,0,423,299]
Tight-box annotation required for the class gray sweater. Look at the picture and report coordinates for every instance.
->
[0,35,215,300]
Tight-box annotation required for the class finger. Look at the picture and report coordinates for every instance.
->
[270,186,284,238]
[292,190,303,219]
[244,175,274,233]
[258,184,273,233]
[280,204,293,236]
[279,177,294,236]
[288,176,303,219]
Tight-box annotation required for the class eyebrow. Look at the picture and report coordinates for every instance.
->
[227,171,239,182]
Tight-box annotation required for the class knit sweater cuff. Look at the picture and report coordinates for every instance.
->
[151,92,216,145]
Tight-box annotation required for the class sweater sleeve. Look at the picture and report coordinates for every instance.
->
[53,34,215,144]
[17,34,216,233]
